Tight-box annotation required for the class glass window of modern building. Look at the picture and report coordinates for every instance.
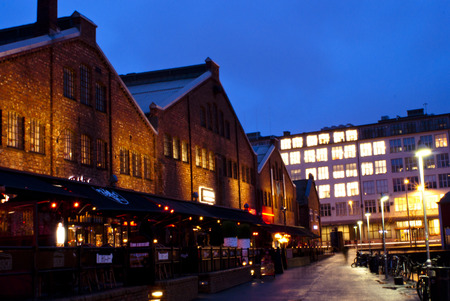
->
[305,168,316,180]
[403,137,416,151]
[291,169,301,180]
[304,150,316,163]
[281,153,289,165]
[360,142,372,157]
[344,144,356,158]
[307,135,318,147]
[333,165,345,179]
[364,200,377,213]
[334,131,345,143]
[363,180,375,195]
[389,138,402,153]
[346,129,358,141]
[334,183,346,197]
[437,153,449,168]
[280,138,292,150]
[320,204,331,217]
[435,133,448,148]
[361,162,374,176]
[405,156,418,171]
[290,151,301,164]
[318,185,330,199]
[336,202,347,216]
[374,160,387,174]
[420,135,433,148]
[391,158,404,172]
[292,137,303,148]
[373,141,386,155]
[319,133,330,144]
[332,146,344,160]
[376,179,389,194]
[316,148,328,162]
[347,182,359,196]
[346,163,358,177]
[318,166,329,180]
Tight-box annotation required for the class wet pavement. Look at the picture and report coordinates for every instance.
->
[194,250,419,301]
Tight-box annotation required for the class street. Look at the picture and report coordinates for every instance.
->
[195,250,419,301]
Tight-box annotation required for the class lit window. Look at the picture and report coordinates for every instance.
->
[132,152,141,177]
[290,151,301,164]
[318,166,329,180]
[344,145,356,158]
[143,155,152,180]
[332,146,343,160]
[120,148,129,174]
[291,169,301,180]
[319,133,330,144]
[318,185,330,199]
[96,139,107,169]
[405,156,418,171]
[394,197,406,212]
[281,153,289,165]
[345,163,357,177]
[373,141,386,155]
[280,138,292,150]
[360,143,372,157]
[334,132,345,143]
[202,148,207,169]
[304,150,316,163]
[30,119,45,154]
[346,129,358,141]
[292,137,303,148]
[435,134,448,148]
[195,146,201,166]
[361,162,373,176]
[7,112,24,149]
[173,137,180,160]
[305,168,316,180]
[63,129,75,161]
[164,134,172,157]
[307,135,318,147]
[333,165,344,179]
[347,182,359,196]
[316,148,328,162]
[334,183,346,197]
[181,141,189,163]
[209,151,215,171]
[374,160,387,174]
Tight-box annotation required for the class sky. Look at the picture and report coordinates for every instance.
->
[1,0,450,136]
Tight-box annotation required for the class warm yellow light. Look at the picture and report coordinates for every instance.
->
[348,200,353,206]
[242,261,247,266]
[404,179,409,184]
[365,213,371,217]
[151,291,163,298]
[357,220,363,225]
[217,220,221,223]
[416,148,432,158]
[199,216,203,221]
[153,239,158,244]
[274,233,282,239]
[56,222,65,247]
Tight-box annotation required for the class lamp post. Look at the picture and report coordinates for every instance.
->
[404,179,413,248]
[380,195,389,279]
[365,213,371,254]
[357,220,363,253]
[354,225,358,252]
[416,141,432,267]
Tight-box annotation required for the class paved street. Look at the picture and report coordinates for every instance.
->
[195,250,419,301]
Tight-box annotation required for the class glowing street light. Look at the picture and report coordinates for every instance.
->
[416,141,432,267]
[380,194,389,279]
[357,220,363,252]
[365,212,371,254]
[354,225,358,252]
[404,179,413,248]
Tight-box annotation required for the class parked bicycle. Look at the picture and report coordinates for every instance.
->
[351,251,369,268]
[415,256,441,301]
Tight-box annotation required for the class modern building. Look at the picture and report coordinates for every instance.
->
[279,109,450,248]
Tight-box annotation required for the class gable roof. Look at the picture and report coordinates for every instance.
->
[294,177,315,205]
[252,144,275,174]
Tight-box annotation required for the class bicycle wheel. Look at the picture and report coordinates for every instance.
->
[416,277,429,301]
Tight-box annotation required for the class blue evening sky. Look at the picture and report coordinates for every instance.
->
[1,1,449,136]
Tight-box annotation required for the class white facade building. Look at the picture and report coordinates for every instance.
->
[279,109,450,247]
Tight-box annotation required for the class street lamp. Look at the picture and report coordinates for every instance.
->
[404,179,412,248]
[354,225,358,252]
[365,213,371,254]
[380,194,389,279]
[357,220,363,253]
[416,141,432,267]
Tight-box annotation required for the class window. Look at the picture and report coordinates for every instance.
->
[304,150,316,163]
[307,135,318,146]
[63,67,75,99]
[181,141,189,163]
[96,139,106,169]
[394,197,407,212]
[348,201,360,215]
[404,157,418,171]
[7,112,24,149]
[316,148,328,162]
[63,129,75,161]
[209,151,215,171]
[319,133,330,144]
[391,123,403,135]
[317,166,329,180]
[202,148,207,169]
[424,156,435,169]
[346,163,357,177]
[420,135,433,148]
[391,158,403,173]
[378,198,390,213]
[376,179,388,194]
[291,169,301,180]
[389,139,402,153]
[281,153,289,165]
[120,148,129,174]
[344,145,356,158]
[164,134,172,157]
[333,165,344,179]
[95,83,106,112]
[364,200,377,213]
[80,135,91,165]
[393,178,405,192]
[144,155,152,180]
[334,131,345,143]
[406,176,419,191]
[439,173,450,188]
[290,151,301,164]
[424,175,437,189]
[200,106,206,127]
[374,160,386,174]
[360,143,372,157]
[346,130,358,141]
[320,204,331,217]
[318,185,330,199]
[30,119,45,154]
[80,65,90,105]
[292,137,303,148]
[305,168,316,180]
[334,183,346,197]
[373,141,386,155]
[437,153,449,168]
[132,152,141,177]
[280,138,291,150]
[363,181,375,195]
[172,137,180,160]
[332,146,343,160]
[336,202,347,216]
[361,162,373,176]
[347,182,359,196]
[435,134,448,148]
[403,137,415,152]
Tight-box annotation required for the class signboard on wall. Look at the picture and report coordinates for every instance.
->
[199,187,215,205]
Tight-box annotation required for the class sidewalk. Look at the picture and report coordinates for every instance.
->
[194,250,419,301]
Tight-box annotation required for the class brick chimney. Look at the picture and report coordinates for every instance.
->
[36,0,58,35]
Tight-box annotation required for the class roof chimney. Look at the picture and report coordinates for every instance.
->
[37,0,59,35]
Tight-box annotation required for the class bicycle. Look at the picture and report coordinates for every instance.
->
[415,256,441,301]
[351,251,369,268]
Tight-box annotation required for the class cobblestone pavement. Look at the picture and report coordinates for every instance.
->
[195,250,420,301]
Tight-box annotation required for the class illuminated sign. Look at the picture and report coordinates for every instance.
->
[68,175,91,183]
[93,188,129,205]
[199,187,215,205]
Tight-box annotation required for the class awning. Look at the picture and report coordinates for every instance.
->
[262,223,319,238]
